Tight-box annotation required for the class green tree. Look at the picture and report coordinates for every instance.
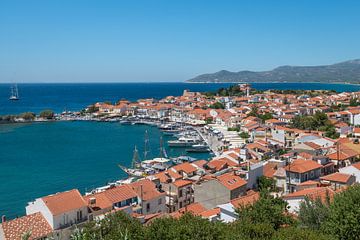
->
[322,185,360,240]
[209,102,225,109]
[20,112,36,121]
[236,192,294,230]
[40,110,55,119]
[145,213,225,240]
[298,196,330,230]
[349,97,360,107]
[272,227,335,240]
[258,176,276,192]
[239,132,250,139]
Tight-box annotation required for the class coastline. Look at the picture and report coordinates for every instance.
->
[185,81,360,86]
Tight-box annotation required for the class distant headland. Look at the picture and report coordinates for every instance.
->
[186,59,360,84]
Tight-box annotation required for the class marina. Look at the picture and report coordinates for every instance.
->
[0,121,212,219]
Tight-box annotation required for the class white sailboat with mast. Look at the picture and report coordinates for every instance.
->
[118,130,171,177]
[9,83,19,101]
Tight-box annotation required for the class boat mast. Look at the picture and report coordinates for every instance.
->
[132,146,141,168]
[14,84,19,98]
[144,130,150,160]
[159,136,168,158]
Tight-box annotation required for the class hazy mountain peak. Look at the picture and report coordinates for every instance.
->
[187,59,360,84]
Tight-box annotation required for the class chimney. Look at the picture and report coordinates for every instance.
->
[1,215,6,223]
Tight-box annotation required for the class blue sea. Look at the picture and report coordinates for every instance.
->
[1,82,360,219]
[1,82,360,115]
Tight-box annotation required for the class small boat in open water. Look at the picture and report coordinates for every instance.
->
[9,83,19,101]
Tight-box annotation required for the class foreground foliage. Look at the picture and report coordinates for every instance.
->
[69,185,360,240]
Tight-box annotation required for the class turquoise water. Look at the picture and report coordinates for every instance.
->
[0,121,210,219]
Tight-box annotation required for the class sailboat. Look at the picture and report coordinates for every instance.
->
[118,131,171,177]
[118,146,147,177]
[9,83,19,101]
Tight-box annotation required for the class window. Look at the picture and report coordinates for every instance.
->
[77,210,82,222]
[179,189,183,198]
[179,202,183,208]
[146,203,150,212]
[158,198,162,205]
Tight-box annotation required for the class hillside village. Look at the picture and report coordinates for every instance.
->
[2,84,360,239]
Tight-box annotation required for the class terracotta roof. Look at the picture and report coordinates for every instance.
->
[172,162,197,174]
[130,179,165,201]
[170,202,207,218]
[298,152,314,160]
[172,179,193,188]
[303,142,322,150]
[231,190,260,207]
[353,128,360,134]
[83,191,113,210]
[263,162,278,178]
[199,208,221,218]
[192,160,207,169]
[327,149,358,161]
[207,159,228,171]
[298,180,319,186]
[351,162,360,170]
[216,172,247,191]
[1,212,53,240]
[102,185,138,204]
[153,170,182,183]
[283,187,335,203]
[42,189,87,216]
[284,159,322,173]
[320,172,353,183]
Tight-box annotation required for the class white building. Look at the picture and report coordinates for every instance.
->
[26,189,89,230]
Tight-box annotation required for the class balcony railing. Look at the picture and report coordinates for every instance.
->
[59,217,88,229]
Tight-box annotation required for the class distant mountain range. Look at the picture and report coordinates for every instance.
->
[186,59,360,84]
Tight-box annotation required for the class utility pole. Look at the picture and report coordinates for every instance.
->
[140,184,143,214]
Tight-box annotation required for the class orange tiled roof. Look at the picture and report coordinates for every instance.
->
[207,159,228,171]
[192,160,207,169]
[1,212,53,240]
[130,179,165,201]
[216,172,247,191]
[170,202,207,218]
[172,162,198,174]
[231,190,260,207]
[351,162,360,170]
[172,179,193,188]
[263,162,278,178]
[298,180,319,186]
[102,185,138,204]
[283,187,335,203]
[199,208,221,218]
[284,159,322,173]
[42,189,87,216]
[83,191,113,210]
[327,149,358,161]
[320,172,352,183]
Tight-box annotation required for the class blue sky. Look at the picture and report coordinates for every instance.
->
[0,0,360,82]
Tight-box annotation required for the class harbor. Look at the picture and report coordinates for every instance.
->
[0,120,214,219]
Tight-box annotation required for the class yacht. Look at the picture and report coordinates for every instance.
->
[186,143,210,153]
[168,137,200,147]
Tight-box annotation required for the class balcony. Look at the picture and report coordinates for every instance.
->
[59,217,88,229]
